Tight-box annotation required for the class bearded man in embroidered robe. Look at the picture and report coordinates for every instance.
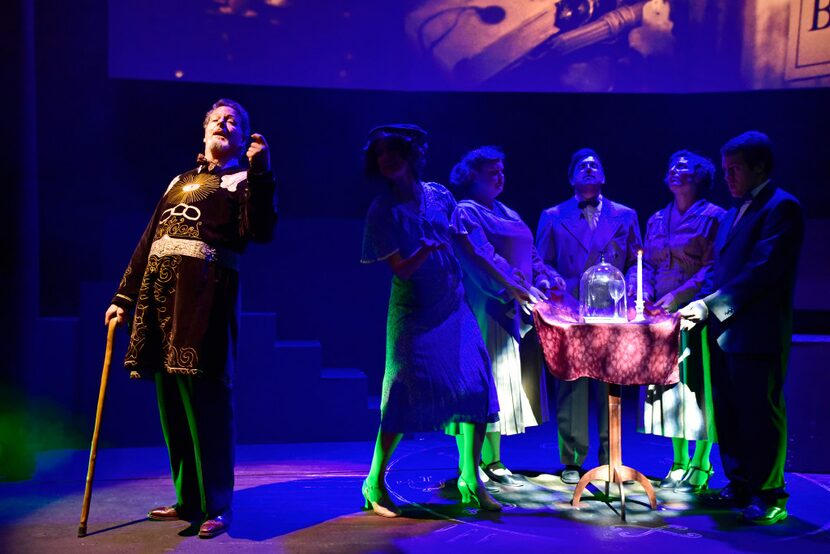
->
[105,98,276,538]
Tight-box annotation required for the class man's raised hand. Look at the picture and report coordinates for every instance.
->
[247,133,271,174]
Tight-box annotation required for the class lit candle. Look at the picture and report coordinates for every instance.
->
[635,249,645,321]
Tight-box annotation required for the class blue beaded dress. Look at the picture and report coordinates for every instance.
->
[361,182,499,432]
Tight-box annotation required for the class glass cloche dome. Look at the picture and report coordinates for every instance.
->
[579,254,628,323]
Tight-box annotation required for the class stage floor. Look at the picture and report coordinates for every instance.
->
[2,425,829,553]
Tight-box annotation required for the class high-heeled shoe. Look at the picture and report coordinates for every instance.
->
[476,465,503,493]
[361,479,402,517]
[659,461,690,489]
[481,461,524,486]
[457,476,502,512]
[675,464,714,493]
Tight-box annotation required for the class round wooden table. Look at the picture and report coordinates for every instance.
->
[533,300,681,520]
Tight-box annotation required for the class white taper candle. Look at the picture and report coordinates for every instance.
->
[636,249,645,320]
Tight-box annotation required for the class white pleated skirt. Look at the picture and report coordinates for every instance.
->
[485,321,539,435]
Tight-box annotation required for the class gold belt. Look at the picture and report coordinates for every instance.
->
[149,235,240,271]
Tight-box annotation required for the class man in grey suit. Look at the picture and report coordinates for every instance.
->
[679,131,803,525]
[536,149,642,484]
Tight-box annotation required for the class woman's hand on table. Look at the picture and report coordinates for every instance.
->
[644,298,667,317]
[506,283,534,304]
[654,292,678,313]
[527,285,548,304]
[516,286,548,316]
[535,279,551,298]
[552,276,567,291]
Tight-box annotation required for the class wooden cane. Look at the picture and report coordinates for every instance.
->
[78,318,118,538]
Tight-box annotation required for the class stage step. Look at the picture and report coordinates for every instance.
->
[236,338,323,444]
[787,335,830,473]
[42,286,372,448]
[235,317,371,444]
[78,282,158,448]
[318,369,370,440]
[367,394,381,411]
[31,317,83,450]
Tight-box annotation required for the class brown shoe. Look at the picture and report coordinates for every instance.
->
[199,515,230,539]
[148,505,192,521]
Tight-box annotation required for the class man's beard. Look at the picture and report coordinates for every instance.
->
[206,136,239,160]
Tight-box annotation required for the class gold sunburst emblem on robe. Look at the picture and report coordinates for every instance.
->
[167,172,221,204]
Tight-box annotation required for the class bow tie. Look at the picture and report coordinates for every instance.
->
[731,192,753,208]
[578,197,600,209]
[196,153,223,173]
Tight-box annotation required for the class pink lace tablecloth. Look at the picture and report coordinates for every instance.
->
[533,301,680,386]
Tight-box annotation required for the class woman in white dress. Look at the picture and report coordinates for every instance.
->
[448,146,561,483]
[636,150,725,493]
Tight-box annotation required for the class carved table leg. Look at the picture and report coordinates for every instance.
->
[572,464,611,506]
[570,384,658,518]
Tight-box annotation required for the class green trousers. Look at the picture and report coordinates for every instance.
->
[155,372,235,518]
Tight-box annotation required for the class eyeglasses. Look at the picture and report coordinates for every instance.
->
[575,160,601,171]
[668,159,693,173]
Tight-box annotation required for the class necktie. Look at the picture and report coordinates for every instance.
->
[580,201,598,231]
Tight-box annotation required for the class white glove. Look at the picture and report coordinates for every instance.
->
[678,300,708,331]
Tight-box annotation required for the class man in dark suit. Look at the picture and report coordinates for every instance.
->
[536,149,642,484]
[679,131,803,525]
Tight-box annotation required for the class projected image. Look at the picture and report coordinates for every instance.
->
[405,0,830,92]
[109,0,830,92]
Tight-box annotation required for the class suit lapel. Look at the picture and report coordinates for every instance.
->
[718,208,738,251]
[721,182,777,250]
[560,199,592,253]
[589,201,623,260]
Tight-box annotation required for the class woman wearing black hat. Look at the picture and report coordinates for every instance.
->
[360,124,513,516]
